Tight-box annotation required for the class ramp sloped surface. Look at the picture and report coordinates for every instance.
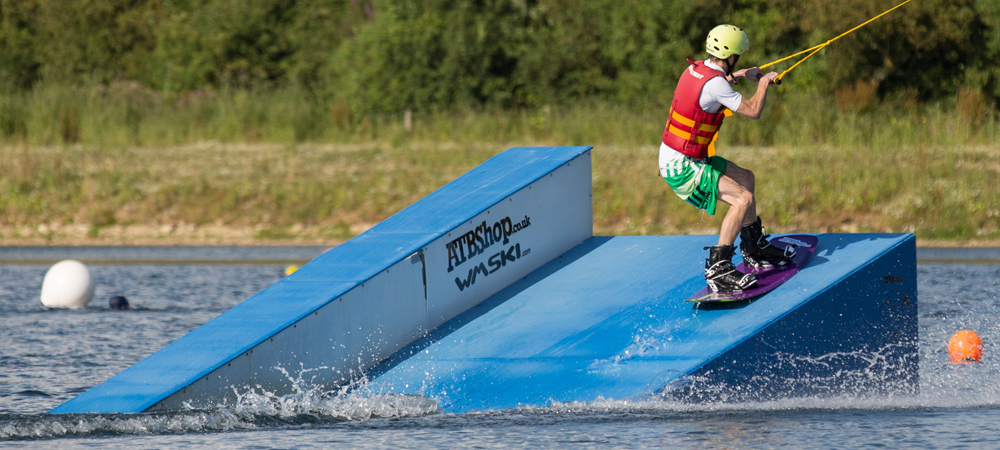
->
[369,233,917,413]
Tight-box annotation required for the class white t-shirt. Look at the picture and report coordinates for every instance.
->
[699,60,743,113]
[659,60,743,175]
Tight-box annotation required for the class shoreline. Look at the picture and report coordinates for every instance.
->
[1,229,996,265]
[0,229,996,249]
[0,242,996,266]
[0,225,997,248]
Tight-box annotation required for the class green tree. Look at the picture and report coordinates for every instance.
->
[1,0,995,110]
[800,0,986,100]
[28,0,159,84]
[333,0,815,113]
[971,0,1000,102]
[334,0,533,113]
[0,0,41,90]
[284,0,373,94]
[152,0,298,90]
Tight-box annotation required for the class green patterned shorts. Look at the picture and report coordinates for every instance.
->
[662,155,729,215]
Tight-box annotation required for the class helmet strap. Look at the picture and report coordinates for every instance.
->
[725,55,740,76]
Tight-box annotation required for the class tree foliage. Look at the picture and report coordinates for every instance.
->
[1,0,997,110]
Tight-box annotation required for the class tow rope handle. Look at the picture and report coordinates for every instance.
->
[752,0,913,84]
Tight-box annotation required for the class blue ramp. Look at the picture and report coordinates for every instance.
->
[51,143,917,415]
[369,233,917,413]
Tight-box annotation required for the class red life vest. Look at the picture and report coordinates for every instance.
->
[662,60,727,160]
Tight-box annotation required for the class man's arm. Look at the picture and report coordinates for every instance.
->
[734,69,778,120]
[726,68,750,84]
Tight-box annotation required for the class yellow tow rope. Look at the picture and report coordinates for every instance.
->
[760,0,914,83]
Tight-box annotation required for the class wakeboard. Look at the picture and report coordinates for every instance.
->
[685,234,818,303]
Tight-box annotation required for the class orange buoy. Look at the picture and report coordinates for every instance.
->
[948,329,983,363]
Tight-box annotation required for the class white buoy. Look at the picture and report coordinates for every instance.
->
[40,259,95,309]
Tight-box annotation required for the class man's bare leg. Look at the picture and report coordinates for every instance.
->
[721,162,795,267]
[716,163,756,246]
[703,162,760,292]
[705,164,758,291]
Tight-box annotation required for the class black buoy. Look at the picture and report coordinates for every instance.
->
[108,295,131,310]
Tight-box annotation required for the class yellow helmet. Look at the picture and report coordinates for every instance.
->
[706,25,749,59]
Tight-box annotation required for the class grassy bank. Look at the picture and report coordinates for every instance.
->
[0,86,997,245]
[1,142,997,246]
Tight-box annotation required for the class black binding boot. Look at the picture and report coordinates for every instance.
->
[739,216,795,268]
[704,245,757,292]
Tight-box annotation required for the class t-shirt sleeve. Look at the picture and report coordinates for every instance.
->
[702,77,743,113]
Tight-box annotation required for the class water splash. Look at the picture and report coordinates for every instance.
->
[4,346,1000,441]
[0,371,440,441]
[225,370,441,423]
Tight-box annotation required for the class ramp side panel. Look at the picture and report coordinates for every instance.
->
[423,153,593,329]
[153,255,429,411]
[52,146,593,414]
[50,279,355,414]
[369,233,916,413]
[681,234,918,400]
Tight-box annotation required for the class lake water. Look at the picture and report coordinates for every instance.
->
[2,249,1000,448]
